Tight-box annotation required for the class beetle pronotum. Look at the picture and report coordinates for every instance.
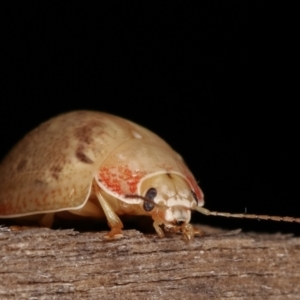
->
[0,111,299,240]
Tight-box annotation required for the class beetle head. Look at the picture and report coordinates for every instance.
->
[126,172,204,237]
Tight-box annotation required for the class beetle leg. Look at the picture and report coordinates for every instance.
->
[153,221,165,237]
[192,227,205,237]
[39,213,54,228]
[94,188,124,239]
[151,215,165,237]
[180,223,195,241]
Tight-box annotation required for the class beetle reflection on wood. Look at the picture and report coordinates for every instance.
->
[0,111,299,240]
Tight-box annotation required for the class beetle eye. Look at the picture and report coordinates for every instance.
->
[191,190,198,204]
[143,188,157,211]
[145,188,157,200]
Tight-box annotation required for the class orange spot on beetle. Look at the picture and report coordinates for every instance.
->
[99,165,146,194]
[99,167,122,194]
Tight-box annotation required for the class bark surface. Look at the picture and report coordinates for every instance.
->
[0,225,299,299]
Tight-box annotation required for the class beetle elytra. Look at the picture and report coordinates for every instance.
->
[0,111,299,240]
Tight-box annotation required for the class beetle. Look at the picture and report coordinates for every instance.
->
[0,111,299,240]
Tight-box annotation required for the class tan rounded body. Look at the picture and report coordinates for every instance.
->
[0,111,204,239]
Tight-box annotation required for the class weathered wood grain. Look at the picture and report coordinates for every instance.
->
[0,226,300,299]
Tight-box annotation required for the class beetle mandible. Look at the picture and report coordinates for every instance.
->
[0,111,299,240]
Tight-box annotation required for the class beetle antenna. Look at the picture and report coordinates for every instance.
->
[195,206,300,223]
[125,194,157,207]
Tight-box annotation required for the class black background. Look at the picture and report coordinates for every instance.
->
[1,3,299,234]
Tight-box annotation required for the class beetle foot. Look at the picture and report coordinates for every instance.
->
[181,224,196,241]
[104,227,124,239]
[153,221,165,237]
[193,227,205,237]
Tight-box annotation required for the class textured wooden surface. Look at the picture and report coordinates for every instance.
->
[0,225,300,299]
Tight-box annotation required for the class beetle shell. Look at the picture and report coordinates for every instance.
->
[0,111,204,239]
